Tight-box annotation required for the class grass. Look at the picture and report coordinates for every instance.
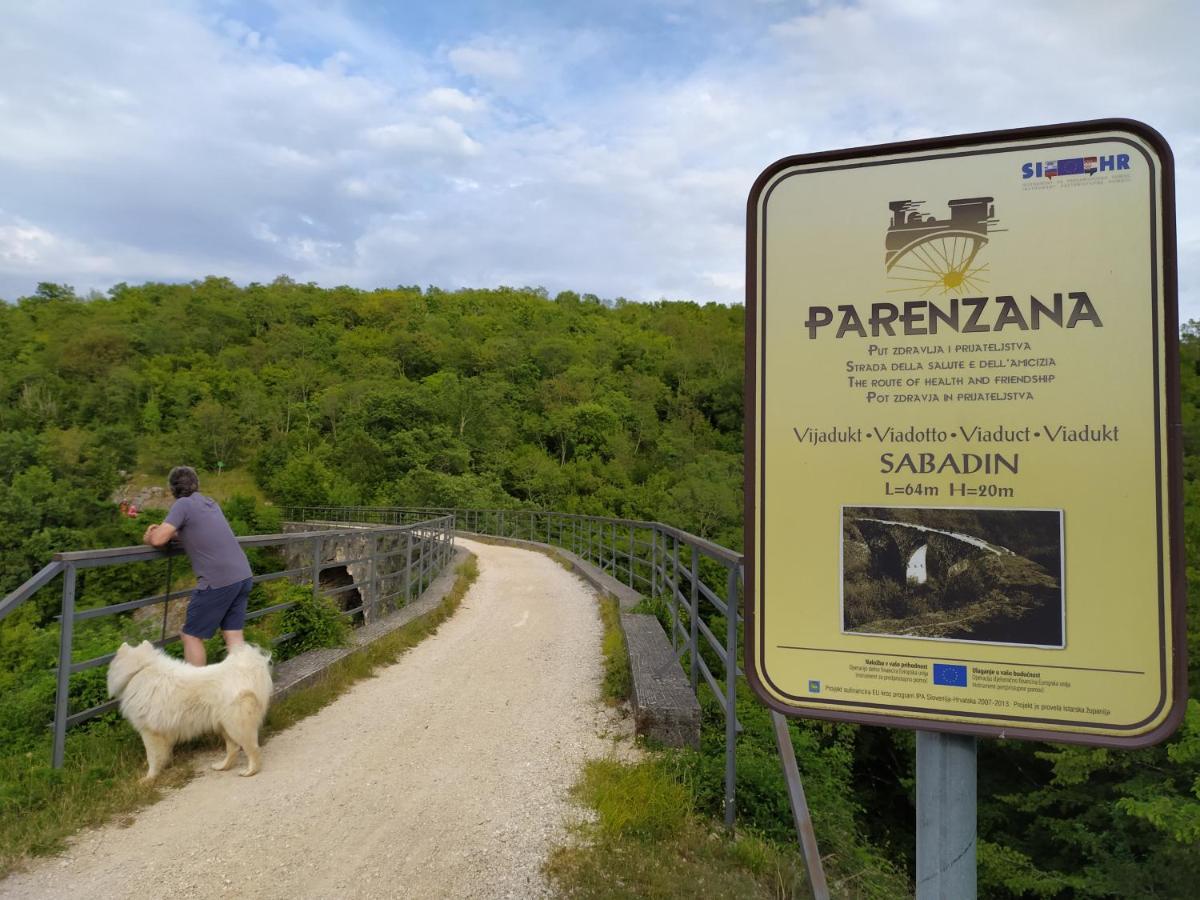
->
[598,593,632,704]
[545,758,813,899]
[119,467,268,510]
[0,554,478,878]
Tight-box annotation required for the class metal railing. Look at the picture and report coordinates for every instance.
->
[287,505,746,827]
[0,515,455,767]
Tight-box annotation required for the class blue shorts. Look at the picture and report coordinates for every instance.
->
[183,577,253,639]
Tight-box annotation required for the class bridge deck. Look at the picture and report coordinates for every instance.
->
[2,539,630,900]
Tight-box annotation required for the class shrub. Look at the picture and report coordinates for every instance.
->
[275,587,350,661]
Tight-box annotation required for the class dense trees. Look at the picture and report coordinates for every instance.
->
[0,278,744,587]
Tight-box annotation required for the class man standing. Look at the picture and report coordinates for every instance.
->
[143,466,253,666]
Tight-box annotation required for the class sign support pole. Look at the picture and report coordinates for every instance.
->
[770,711,829,899]
[916,731,976,900]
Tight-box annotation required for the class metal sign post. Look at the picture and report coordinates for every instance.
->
[916,731,976,899]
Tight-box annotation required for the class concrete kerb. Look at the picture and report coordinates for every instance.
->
[270,546,473,700]
[455,530,700,749]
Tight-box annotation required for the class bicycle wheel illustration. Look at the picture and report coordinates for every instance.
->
[884,198,995,296]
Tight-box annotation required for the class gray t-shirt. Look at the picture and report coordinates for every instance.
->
[163,493,253,590]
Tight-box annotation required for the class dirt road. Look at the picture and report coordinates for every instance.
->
[2,539,625,899]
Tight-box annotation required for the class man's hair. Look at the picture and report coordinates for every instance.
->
[168,466,200,499]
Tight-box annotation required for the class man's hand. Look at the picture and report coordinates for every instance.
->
[144,523,178,548]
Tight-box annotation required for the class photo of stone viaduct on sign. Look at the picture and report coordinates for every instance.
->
[841,506,1064,647]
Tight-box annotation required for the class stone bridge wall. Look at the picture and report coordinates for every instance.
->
[281,523,416,624]
[851,520,981,585]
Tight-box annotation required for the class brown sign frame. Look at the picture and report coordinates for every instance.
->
[743,118,1186,748]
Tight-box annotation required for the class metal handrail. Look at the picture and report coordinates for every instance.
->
[286,506,744,565]
[1,515,456,768]
[0,560,64,623]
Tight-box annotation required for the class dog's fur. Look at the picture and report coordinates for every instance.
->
[107,641,272,780]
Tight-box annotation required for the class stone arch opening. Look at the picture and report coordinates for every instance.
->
[906,544,928,584]
[320,565,363,622]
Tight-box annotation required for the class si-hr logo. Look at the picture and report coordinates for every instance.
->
[1022,154,1130,180]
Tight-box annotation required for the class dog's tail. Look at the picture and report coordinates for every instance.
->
[229,644,274,703]
[228,689,267,730]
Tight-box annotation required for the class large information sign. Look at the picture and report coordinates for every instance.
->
[745,120,1185,746]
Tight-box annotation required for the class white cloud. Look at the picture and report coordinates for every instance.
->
[0,0,1196,319]
[447,42,523,81]
[422,87,485,114]
[0,215,61,267]
[365,118,482,157]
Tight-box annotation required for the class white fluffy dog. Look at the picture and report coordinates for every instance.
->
[107,641,273,780]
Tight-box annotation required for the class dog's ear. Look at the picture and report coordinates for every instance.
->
[115,642,130,654]
[140,640,152,649]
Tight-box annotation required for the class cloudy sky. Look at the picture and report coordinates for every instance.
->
[1,0,1197,317]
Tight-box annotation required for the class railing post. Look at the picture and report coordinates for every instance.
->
[419,528,427,595]
[671,535,681,652]
[724,562,738,829]
[52,563,78,769]
[651,529,658,596]
[405,530,414,605]
[628,524,635,587]
[690,547,700,691]
[367,532,376,619]
[311,536,323,601]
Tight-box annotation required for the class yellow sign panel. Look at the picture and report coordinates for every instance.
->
[745,120,1186,746]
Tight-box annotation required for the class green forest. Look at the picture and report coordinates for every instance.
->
[1,279,1198,896]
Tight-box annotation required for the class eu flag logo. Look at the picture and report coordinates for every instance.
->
[1057,157,1087,176]
[933,664,968,687]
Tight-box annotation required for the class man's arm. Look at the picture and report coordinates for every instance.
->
[143,523,177,548]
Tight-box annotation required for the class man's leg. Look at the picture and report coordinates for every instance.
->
[181,632,207,667]
[222,629,245,651]
[219,579,253,655]
[182,585,221,667]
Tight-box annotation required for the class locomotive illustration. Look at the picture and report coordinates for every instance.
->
[884,197,997,296]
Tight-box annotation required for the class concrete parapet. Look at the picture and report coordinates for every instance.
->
[280,522,417,624]
[620,611,702,748]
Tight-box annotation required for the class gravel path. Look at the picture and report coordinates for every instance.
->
[3,539,628,899]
